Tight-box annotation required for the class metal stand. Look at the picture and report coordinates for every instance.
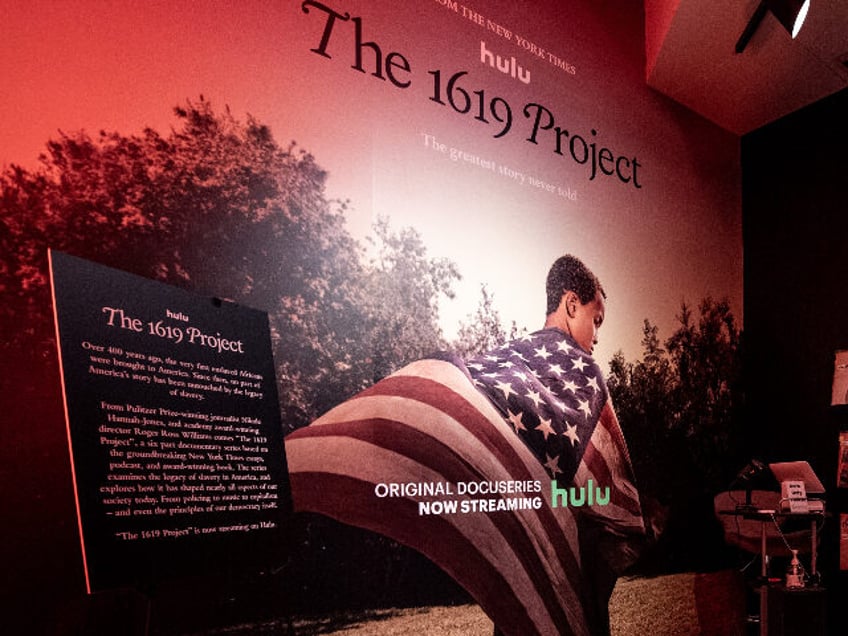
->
[718,504,825,636]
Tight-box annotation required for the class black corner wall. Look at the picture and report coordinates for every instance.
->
[742,87,848,627]
[743,87,848,476]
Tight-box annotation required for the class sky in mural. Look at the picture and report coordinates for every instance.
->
[1,0,742,366]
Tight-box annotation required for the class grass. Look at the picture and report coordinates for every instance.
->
[609,574,700,635]
[191,570,746,635]
[293,605,493,636]
[192,604,492,636]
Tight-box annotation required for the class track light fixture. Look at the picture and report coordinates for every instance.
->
[735,0,811,54]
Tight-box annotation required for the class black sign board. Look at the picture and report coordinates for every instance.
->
[49,250,291,592]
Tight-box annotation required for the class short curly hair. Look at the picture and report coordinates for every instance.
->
[545,255,605,315]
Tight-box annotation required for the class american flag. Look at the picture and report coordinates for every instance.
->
[465,328,643,532]
[285,333,644,636]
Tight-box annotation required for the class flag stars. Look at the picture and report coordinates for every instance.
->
[545,453,563,476]
[495,380,517,400]
[562,379,579,394]
[465,329,606,486]
[534,345,552,360]
[548,363,565,377]
[564,422,580,446]
[536,417,556,440]
[525,390,544,409]
[550,396,567,413]
[556,340,572,353]
[507,409,526,432]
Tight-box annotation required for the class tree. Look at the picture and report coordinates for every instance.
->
[452,284,514,358]
[1,99,470,616]
[608,299,744,572]
[0,98,459,431]
[609,300,742,495]
[356,217,460,385]
[665,298,744,488]
[608,320,678,498]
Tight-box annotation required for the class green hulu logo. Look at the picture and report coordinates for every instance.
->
[551,479,610,507]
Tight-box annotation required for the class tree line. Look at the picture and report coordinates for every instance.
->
[1,98,508,432]
[1,98,744,598]
[608,300,746,571]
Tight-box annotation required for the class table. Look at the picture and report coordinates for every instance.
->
[715,490,823,579]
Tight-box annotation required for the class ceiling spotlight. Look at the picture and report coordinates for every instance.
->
[735,0,811,54]
[770,0,810,38]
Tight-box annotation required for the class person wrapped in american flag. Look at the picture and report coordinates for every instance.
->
[285,255,647,636]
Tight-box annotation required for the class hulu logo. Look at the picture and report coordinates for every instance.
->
[551,479,610,507]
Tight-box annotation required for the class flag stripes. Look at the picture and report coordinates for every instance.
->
[576,403,642,526]
[286,359,592,635]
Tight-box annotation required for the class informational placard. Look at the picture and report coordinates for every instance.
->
[49,250,290,592]
[841,513,848,571]
[779,480,809,514]
[831,350,848,405]
[838,431,848,488]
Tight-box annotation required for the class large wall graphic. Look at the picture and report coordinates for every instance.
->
[0,1,743,633]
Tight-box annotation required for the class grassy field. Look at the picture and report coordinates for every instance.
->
[194,571,745,635]
[292,605,493,636]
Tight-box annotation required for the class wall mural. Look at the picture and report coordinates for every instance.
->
[0,1,745,634]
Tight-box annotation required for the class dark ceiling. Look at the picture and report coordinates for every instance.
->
[645,0,848,134]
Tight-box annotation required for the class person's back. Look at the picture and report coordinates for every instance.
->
[468,255,645,636]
